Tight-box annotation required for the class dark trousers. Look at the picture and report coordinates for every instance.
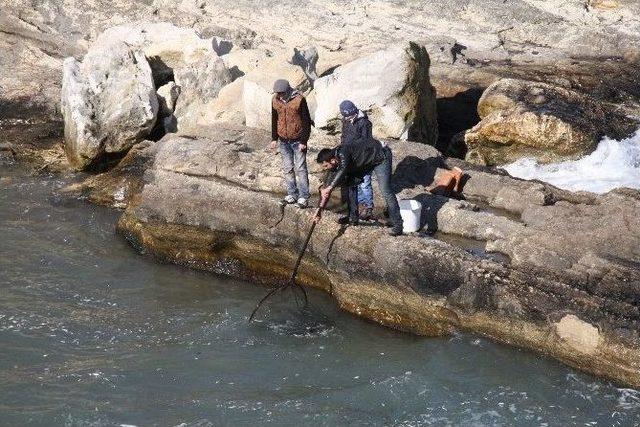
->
[346,146,403,229]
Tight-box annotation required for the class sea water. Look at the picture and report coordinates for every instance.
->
[1,163,639,426]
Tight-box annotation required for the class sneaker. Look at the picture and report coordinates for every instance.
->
[337,216,359,226]
[389,227,403,236]
[296,198,308,209]
[279,195,296,206]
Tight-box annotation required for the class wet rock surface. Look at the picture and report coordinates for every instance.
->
[62,140,157,207]
[0,116,68,173]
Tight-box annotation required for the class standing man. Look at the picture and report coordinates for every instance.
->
[339,100,374,220]
[271,79,312,208]
[314,138,404,236]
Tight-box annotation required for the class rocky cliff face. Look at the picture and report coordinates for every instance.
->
[2,0,640,154]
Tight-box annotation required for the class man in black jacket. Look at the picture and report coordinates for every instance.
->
[314,139,404,236]
[339,100,375,220]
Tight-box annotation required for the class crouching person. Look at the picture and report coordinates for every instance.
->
[314,139,404,236]
[271,79,312,208]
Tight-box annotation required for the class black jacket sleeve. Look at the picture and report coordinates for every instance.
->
[271,105,279,141]
[299,97,312,144]
[340,119,347,145]
[361,117,373,141]
[329,148,349,188]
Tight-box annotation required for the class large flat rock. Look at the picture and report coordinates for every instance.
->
[110,126,640,386]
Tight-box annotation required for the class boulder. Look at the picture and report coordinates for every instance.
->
[172,55,232,132]
[313,42,438,145]
[464,78,637,165]
[59,21,239,168]
[61,42,158,169]
[93,22,215,86]
[169,49,269,129]
[242,57,310,131]
[189,78,246,127]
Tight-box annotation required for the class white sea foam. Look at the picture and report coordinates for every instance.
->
[503,129,640,194]
[618,388,640,410]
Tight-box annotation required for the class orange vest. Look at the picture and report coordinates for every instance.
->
[272,94,305,140]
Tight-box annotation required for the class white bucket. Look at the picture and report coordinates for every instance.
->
[399,199,422,233]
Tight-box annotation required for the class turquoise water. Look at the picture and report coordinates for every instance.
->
[1,163,639,426]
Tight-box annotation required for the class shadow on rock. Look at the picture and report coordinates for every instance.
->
[436,87,483,155]
[325,224,348,265]
[413,193,448,232]
[392,155,441,192]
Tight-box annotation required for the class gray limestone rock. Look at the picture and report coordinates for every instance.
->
[60,42,158,169]
[172,55,232,132]
[313,43,438,145]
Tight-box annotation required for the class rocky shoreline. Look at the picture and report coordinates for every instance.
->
[4,118,640,386]
[61,126,639,387]
[2,0,640,388]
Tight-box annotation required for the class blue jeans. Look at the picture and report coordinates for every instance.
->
[278,139,310,200]
[347,146,402,229]
[357,174,374,209]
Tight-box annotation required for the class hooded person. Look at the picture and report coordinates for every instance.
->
[339,100,375,220]
[339,100,372,145]
[270,79,313,208]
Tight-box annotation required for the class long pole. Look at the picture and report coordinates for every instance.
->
[288,220,317,282]
[249,202,324,322]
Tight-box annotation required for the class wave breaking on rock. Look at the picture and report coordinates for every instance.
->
[504,128,640,193]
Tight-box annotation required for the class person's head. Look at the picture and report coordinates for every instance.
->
[316,148,339,170]
[273,79,291,99]
[339,100,358,120]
